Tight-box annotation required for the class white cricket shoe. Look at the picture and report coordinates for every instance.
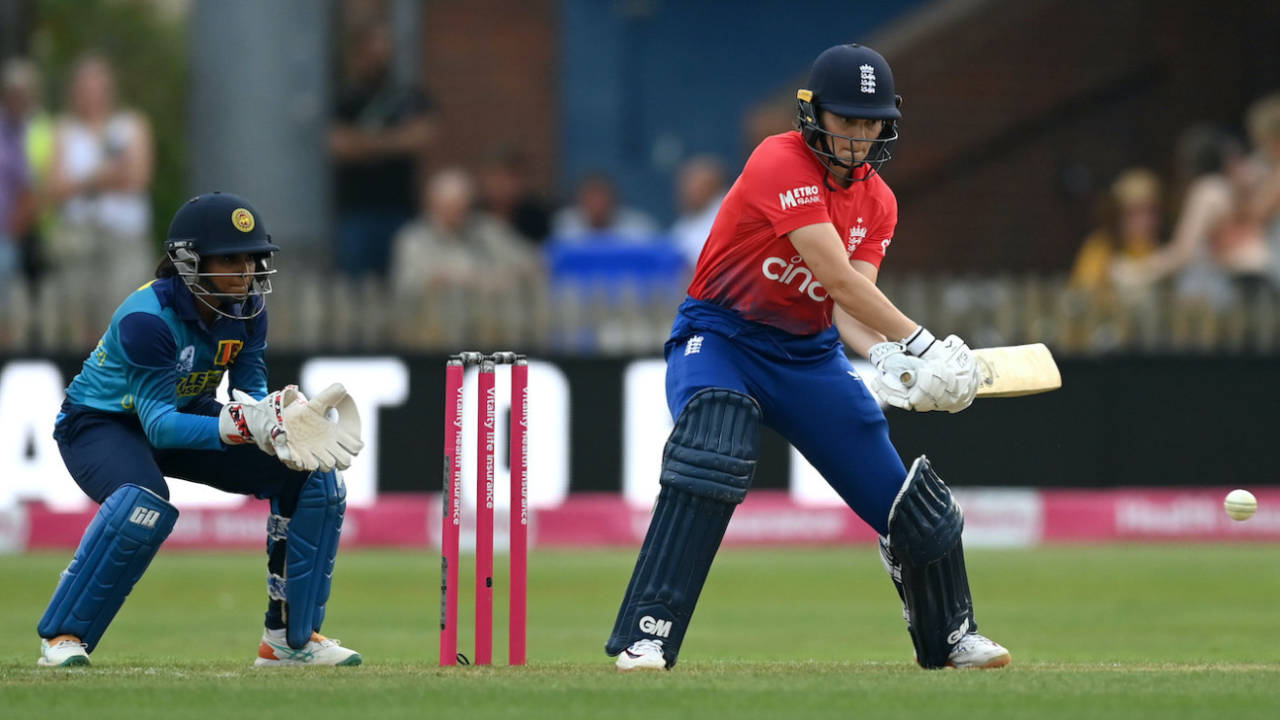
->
[615,638,667,671]
[38,637,90,667]
[254,628,362,667]
[947,633,1011,669]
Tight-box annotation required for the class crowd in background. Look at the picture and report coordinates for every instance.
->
[283,18,719,353]
[1065,95,1280,352]
[5,20,1280,356]
[0,28,724,354]
[1,52,154,347]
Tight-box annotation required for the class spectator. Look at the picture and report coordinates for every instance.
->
[550,172,659,243]
[669,155,727,267]
[1243,93,1280,288]
[478,145,552,245]
[1113,126,1270,307]
[5,57,55,286]
[1069,168,1163,293]
[1,59,36,289]
[389,168,540,346]
[330,23,436,279]
[45,54,154,338]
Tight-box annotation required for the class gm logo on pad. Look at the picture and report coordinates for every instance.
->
[638,615,672,638]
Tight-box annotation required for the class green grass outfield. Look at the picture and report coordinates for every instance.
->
[2,545,1278,719]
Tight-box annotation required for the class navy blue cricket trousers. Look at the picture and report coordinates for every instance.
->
[53,396,310,514]
[664,298,906,536]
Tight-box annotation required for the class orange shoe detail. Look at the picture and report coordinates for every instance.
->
[970,651,1011,669]
[257,633,328,659]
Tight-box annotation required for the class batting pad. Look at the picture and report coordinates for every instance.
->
[38,484,178,652]
[606,388,760,667]
[887,456,977,668]
[284,470,346,649]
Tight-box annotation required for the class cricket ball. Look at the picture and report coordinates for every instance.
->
[1224,489,1257,522]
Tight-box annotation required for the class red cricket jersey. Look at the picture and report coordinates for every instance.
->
[686,131,897,335]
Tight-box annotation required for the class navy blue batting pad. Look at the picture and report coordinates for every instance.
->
[37,484,178,652]
[284,470,346,649]
[606,389,760,667]
[887,456,976,668]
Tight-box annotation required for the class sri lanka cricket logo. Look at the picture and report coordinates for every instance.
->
[215,339,244,366]
[232,208,255,232]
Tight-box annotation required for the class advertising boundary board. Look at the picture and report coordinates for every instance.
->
[1,354,1276,517]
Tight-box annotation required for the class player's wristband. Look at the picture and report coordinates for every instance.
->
[901,326,937,357]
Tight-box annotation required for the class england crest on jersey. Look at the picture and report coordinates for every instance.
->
[847,219,868,253]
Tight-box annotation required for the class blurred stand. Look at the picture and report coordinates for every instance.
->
[329,19,436,280]
[6,269,1279,357]
[41,55,154,346]
[0,57,37,337]
[550,172,659,244]
[669,155,726,269]
[1065,168,1164,351]
[478,145,553,247]
[386,167,543,350]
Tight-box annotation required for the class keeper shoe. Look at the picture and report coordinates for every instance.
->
[615,638,667,671]
[38,636,90,667]
[946,633,1011,669]
[254,629,362,667]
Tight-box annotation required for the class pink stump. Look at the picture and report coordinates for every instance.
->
[509,357,529,665]
[440,358,464,666]
[474,357,496,665]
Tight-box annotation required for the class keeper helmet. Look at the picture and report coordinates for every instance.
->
[796,43,902,184]
[164,192,279,320]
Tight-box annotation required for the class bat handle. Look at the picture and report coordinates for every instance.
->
[899,370,914,386]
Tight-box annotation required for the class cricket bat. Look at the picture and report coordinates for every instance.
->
[972,343,1061,398]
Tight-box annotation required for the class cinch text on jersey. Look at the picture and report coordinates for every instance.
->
[761,255,828,302]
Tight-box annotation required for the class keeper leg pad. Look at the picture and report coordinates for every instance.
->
[605,388,760,667]
[886,456,977,668]
[37,484,178,652]
[283,470,346,649]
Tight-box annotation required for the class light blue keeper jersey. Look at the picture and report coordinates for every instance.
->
[62,275,270,450]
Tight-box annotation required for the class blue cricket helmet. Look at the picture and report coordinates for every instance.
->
[166,191,280,256]
[164,192,279,320]
[796,43,902,183]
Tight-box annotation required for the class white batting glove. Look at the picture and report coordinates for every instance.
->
[900,326,940,357]
[218,386,300,454]
[916,334,980,413]
[867,341,925,411]
[868,341,955,412]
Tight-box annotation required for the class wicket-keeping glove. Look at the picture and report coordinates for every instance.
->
[218,386,299,455]
[275,383,365,472]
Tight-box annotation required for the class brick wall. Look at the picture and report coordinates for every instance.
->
[420,0,558,192]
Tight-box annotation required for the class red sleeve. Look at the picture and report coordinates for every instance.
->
[740,137,832,238]
[850,183,898,269]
